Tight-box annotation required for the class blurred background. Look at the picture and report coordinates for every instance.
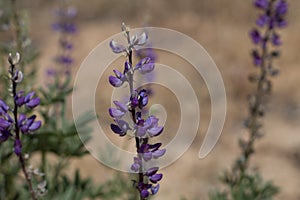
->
[10,0,300,199]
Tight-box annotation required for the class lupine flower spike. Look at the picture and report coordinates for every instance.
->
[0,53,42,200]
[108,23,165,199]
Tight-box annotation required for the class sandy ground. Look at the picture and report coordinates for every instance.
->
[16,0,300,199]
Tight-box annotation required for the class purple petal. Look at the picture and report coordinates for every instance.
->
[21,125,29,134]
[256,14,269,27]
[276,18,287,28]
[136,126,147,137]
[29,121,41,132]
[151,184,160,195]
[141,189,150,198]
[0,100,9,113]
[142,152,152,161]
[135,57,151,70]
[139,62,155,74]
[131,163,140,172]
[149,173,163,183]
[148,126,164,137]
[18,114,26,125]
[254,0,269,9]
[149,143,162,151]
[109,76,123,87]
[108,108,125,118]
[113,101,128,112]
[113,69,124,79]
[146,167,159,177]
[124,61,131,73]
[130,96,139,108]
[26,98,40,109]
[27,115,37,125]
[0,118,11,129]
[276,0,288,15]
[250,29,261,44]
[25,92,35,102]
[152,149,166,159]
[109,40,126,54]
[0,130,10,143]
[116,119,130,132]
[110,124,126,136]
[252,50,262,66]
[272,33,281,46]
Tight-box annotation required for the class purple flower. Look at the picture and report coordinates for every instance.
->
[152,149,166,159]
[108,101,128,118]
[252,50,262,66]
[275,0,288,15]
[14,91,40,109]
[151,184,160,195]
[249,30,260,45]
[60,40,74,50]
[46,68,57,77]
[272,32,281,46]
[0,100,9,115]
[0,130,10,143]
[110,119,130,136]
[275,17,287,28]
[14,139,22,156]
[56,55,73,65]
[109,69,127,87]
[24,92,40,109]
[0,118,11,131]
[15,91,25,107]
[141,189,150,198]
[109,40,126,54]
[146,167,159,176]
[52,22,77,34]
[254,0,269,9]
[19,114,42,134]
[149,173,163,184]
[135,115,163,138]
[138,89,148,109]
[256,14,269,27]
[131,157,142,172]
[136,47,157,63]
[135,57,155,74]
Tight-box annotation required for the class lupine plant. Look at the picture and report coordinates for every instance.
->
[108,23,165,199]
[210,0,288,199]
[0,52,44,200]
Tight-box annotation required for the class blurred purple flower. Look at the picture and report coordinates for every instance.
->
[250,29,262,44]
[254,0,269,9]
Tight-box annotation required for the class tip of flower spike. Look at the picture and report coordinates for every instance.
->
[8,52,21,65]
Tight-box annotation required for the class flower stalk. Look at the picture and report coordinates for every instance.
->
[1,53,42,200]
[108,23,164,199]
[224,0,288,186]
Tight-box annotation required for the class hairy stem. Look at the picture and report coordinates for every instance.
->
[233,0,275,185]
[10,63,37,200]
